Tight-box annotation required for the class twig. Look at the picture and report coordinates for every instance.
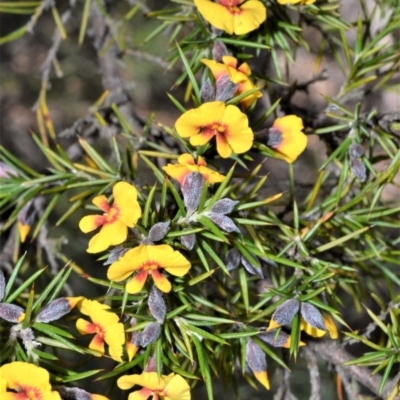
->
[303,347,321,400]
[336,365,361,400]
[309,341,400,400]
[125,48,171,70]
[274,369,299,400]
[33,0,77,110]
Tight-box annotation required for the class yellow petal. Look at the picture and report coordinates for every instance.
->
[125,271,149,294]
[176,102,226,139]
[127,342,139,362]
[300,318,326,338]
[162,164,191,185]
[151,271,172,293]
[233,1,266,35]
[18,222,30,243]
[148,245,191,276]
[112,182,142,227]
[201,58,230,80]
[164,374,191,400]
[194,0,234,34]
[0,361,52,393]
[216,133,232,158]
[267,318,282,331]
[88,334,105,356]
[87,220,128,253]
[323,315,339,339]
[253,370,270,390]
[92,195,109,212]
[91,395,110,400]
[189,132,214,147]
[107,245,148,282]
[76,318,96,335]
[178,153,196,165]
[272,115,307,163]
[118,372,168,391]
[198,166,225,183]
[79,215,104,233]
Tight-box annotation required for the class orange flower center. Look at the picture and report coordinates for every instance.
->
[202,122,228,138]
[15,385,42,399]
[94,322,106,339]
[141,260,162,271]
[104,205,120,225]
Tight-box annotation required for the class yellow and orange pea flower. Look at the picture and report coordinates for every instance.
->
[268,115,308,163]
[194,0,266,35]
[300,314,339,339]
[175,102,254,159]
[162,153,225,185]
[202,56,262,109]
[79,181,142,253]
[278,0,316,4]
[118,372,191,400]
[107,244,191,294]
[0,361,61,399]
[76,299,125,362]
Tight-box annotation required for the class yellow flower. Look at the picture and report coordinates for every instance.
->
[76,299,125,362]
[300,314,338,339]
[267,115,307,163]
[194,0,266,35]
[175,102,253,159]
[79,182,142,253]
[0,361,61,400]
[202,56,262,108]
[118,372,191,400]
[107,244,191,294]
[162,153,225,185]
[278,0,316,4]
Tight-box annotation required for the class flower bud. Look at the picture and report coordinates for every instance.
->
[207,213,240,233]
[215,75,238,102]
[200,78,215,103]
[350,158,367,182]
[0,303,25,323]
[140,322,162,347]
[225,248,241,271]
[210,198,239,215]
[144,357,158,372]
[148,221,170,242]
[182,173,205,213]
[148,286,167,323]
[246,340,270,390]
[268,298,299,330]
[212,40,229,62]
[300,303,326,331]
[103,246,129,265]
[348,143,364,159]
[36,298,79,323]
[241,257,263,278]
[0,162,18,178]
[258,330,290,348]
[266,127,283,148]
[181,233,196,250]
[0,269,5,302]
[56,386,91,400]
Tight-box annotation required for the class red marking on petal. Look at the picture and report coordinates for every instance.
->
[140,260,162,271]
[92,332,105,347]
[220,0,241,6]
[93,215,106,228]
[104,204,120,225]
[97,199,111,213]
[17,385,42,399]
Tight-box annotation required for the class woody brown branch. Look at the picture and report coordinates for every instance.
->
[309,341,400,400]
